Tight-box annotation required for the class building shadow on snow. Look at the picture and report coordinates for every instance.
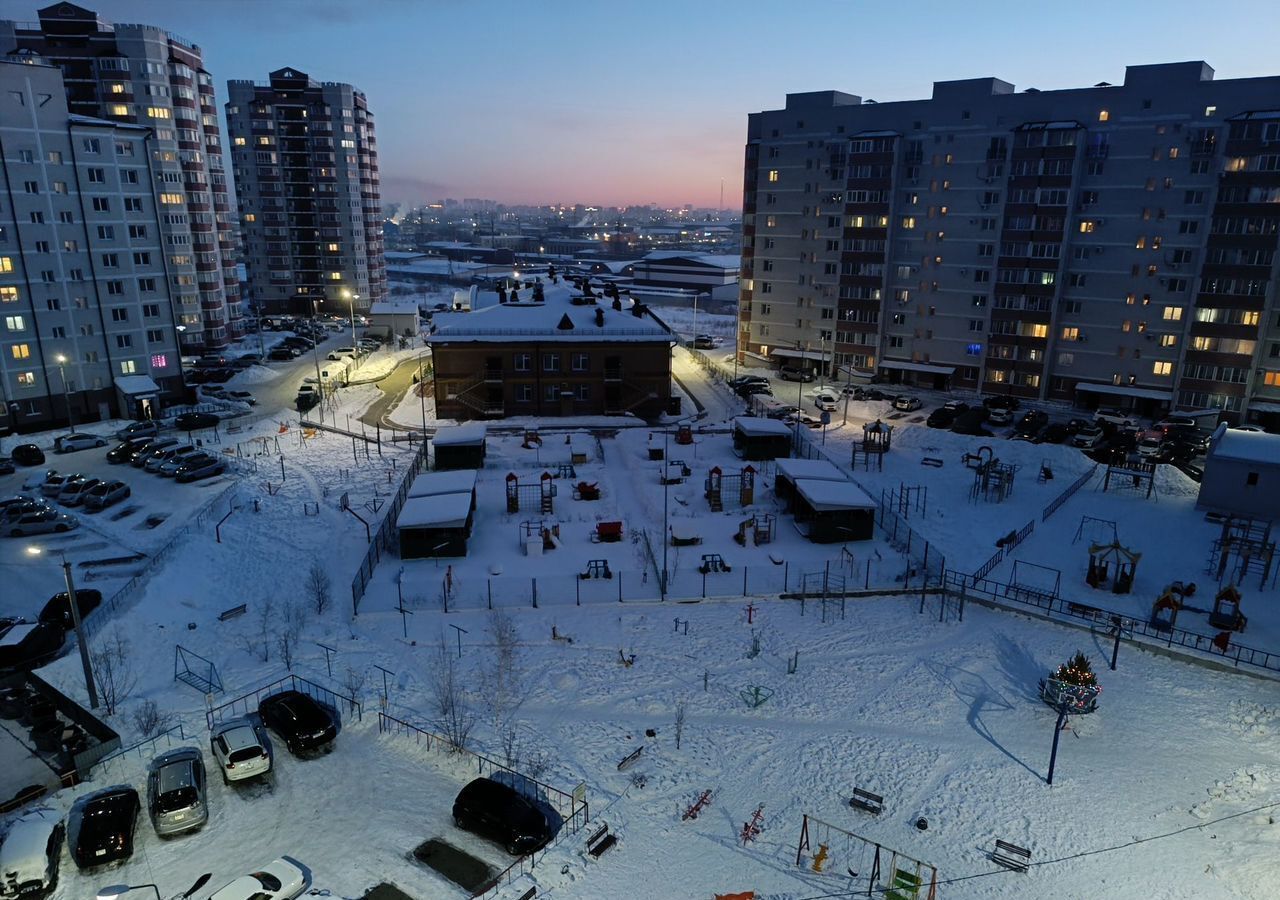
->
[993,632,1048,701]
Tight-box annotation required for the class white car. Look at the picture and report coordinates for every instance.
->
[53,433,107,453]
[987,406,1014,426]
[893,395,922,412]
[813,393,839,412]
[1094,408,1140,428]
[1136,436,1164,458]
[157,448,209,477]
[1072,425,1106,449]
[209,857,309,900]
[210,717,273,783]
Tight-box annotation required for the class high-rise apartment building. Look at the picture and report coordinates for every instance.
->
[741,62,1280,425]
[1,2,243,352]
[1,56,183,432]
[226,67,385,317]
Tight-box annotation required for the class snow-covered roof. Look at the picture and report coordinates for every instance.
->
[1208,425,1280,465]
[384,251,428,262]
[397,493,473,529]
[387,260,485,276]
[1075,382,1173,402]
[640,250,740,270]
[431,422,487,447]
[369,301,420,316]
[734,416,793,437]
[426,282,671,344]
[407,470,477,499]
[114,374,160,395]
[794,478,877,511]
[774,458,847,483]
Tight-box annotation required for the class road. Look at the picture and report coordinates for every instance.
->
[361,358,426,430]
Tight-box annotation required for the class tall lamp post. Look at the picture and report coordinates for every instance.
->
[27,546,97,709]
[309,297,325,423]
[54,354,75,433]
[417,351,429,432]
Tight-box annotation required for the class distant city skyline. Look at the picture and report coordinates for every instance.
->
[34,0,1280,209]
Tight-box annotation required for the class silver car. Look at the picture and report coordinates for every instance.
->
[58,477,101,506]
[156,448,207,477]
[82,480,130,511]
[144,444,196,473]
[146,747,208,837]
[210,717,273,783]
[5,509,77,537]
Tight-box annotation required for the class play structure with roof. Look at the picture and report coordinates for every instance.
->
[1086,540,1141,594]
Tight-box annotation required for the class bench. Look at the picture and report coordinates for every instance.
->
[617,746,644,771]
[1066,602,1102,621]
[586,823,618,858]
[990,839,1031,873]
[218,603,248,622]
[594,521,623,543]
[849,787,883,815]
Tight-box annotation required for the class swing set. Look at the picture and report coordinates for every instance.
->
[795,813,937,899]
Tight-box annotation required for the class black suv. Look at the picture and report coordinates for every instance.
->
[38,589,103,631]
[73,787,139,869]
[257,690,337,755]
[452,778,556,855]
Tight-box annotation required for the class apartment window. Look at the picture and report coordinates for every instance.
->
[973,270,990,283]
[115,335,132,349]
[128,224,147,239]
[138,278,156,292]
[542,353,560,373]
[132,252,151,266]
[968,319,984,332]
[87,167,105,183]
[159,193,183,205]
[900,216,916,230]
[571,352,589,372]
[978,243,994,258]
[101,253,119,268]
[543,384,559,403]
[124,197,142,212]
[15,372,35,386]
[515,384,533,403]
[0,286,16,302]
[4,315,24,331]
[111,308,129,322]
[106,280,124,295]
[92,197,110,212]
[10,343,30,360]
[1069,274,1087,287]
[119,359,136,374]
[576,384,590,401]
[765,216,776,228]
[1159,334,1177,348]
[142,303,160,318]
[1153,361,1172,376]
[1098,110,1110,122]
[1061,327,1079,341]
[58,212,73,224]
[22,181,39,194]
[1184,190,1205,204]
[97,225,114,240]
[146,329,164,343]
[145,107,170,119]
[40,270,55,283]
[767,170,779,182]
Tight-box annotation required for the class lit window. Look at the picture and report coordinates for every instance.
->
[109,83,125,94]
[1205,105,1217,117]
[120,359,136,374]
[159,193,184,204]
[900,216,916,229]
[1079,221,1096,234]
[1029,324,1048,338]
[243,214,256,223]
[0,257,12,273]
[4,315,25,331]
[151,353,168,369]
[1163,306,1183,321]
[1153,361,1172,376]
[10,343,30,360]
[108,104,129,116]
[327,243,340,252]
[0,286,17,302]
[1098,110,1109,122]
[233,137,246,146]
[1264,371,1280,386]
[1159,335,1177,348]
[1061,327,1079,341]
[16,372,35,386]
[767,170,779,182]
[145,106,170,119]
[328,272,342,280]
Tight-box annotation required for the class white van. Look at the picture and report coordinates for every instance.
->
[0,807,63,896]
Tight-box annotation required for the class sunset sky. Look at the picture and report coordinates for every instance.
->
[45,0,1280,209]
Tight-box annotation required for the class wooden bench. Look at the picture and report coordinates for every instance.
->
[849,787,883,815]
[990,839,1031,873]
[218,603,248,622]
[586,823,618,858]
[616,746,644,771]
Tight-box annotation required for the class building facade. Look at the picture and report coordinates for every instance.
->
[226,67,385,317]
[1,57,183,432]
[428,282,673,420]
[741,62,1280,424]
[1,2,242,352]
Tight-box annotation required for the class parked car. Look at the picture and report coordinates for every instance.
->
[452,777,556,856]
[1015,410,1049,437]
[1072,424,1107,449]
[1154,415,1197,435]
[39,473,81,499]
[1064,418,1092,436]
[207,858,309,900]
[200,384,227,398]
[0,620,64,671]
[131,438,179,467]
[296,386,320,412]
[778,365,815,382]
[5,509,77,537]
[210,717,273,784]
[257,690,337,756]
[235,353,262,366]
[1,501,48,524]
[691,335,717,349]
[58,476,101,506]
[983,395,1021,411]
[951,407,992,436]
[1094,408,1140,428]
[144,444,197,474]
[785,413,822,429]
[987,406,1015,426]
[728,375,768,389]
[39,588,102,631]
[0,457,13,476]
[736,383,772,398]
[267,347,297,361]
[174,457,226,483]
[158,449,210,477]
[943,399,969,412]
[813,392,839,412]
[83,480,130,512]
[147,747,208,837]
[226,390,256,405]
[763,404,800,420]
[926,407,959,429]
[0,495,35,512]
[0,806,64,897]
[1137,435,1164,458]
[174,412,219,431]
[893,395,922,412]
[10,445,44,467]
[1039,422,1071,444]
[52,433,107,454]
[107,437,152,464]
[72,787,139,869]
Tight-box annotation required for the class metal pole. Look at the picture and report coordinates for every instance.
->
[58,362,76,433]
[1110,621,1122,671]
[62,559,98,709]
[418,354,427,432]
[662,431,669,598]
[1047,704,1068,784]
[311,299,325,424]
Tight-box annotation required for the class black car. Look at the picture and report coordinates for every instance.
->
[38,589,103,631]
[267,347,296,361]
[983,395,1021,412]
[257,690,337,755]
[1040,423,1071,444]
[453,777,555,856]
[926,407,958,429]
[1014,410,1049,437]
[951,407,992,436]
[0,620,65,672]
[107,437,152,464]
[11,444,45,466]
[174,412,219,432]
[73,787,139,869]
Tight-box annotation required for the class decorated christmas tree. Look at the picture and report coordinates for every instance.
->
[1041,650,1102,713]
[1053,651,1098,688]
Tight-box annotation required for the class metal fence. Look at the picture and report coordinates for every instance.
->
[205,672,362,730]
[376,712,589,898]
[945,571,1280,677]
[350,437,430,615]
[1042,464,1099,522]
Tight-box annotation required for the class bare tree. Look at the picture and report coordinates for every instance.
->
[306,563,332,616]
[276,601,305,671]
[674,699,688,750]
[129,698,175,738]
[242,596,275,663]
[341,665,367,707]
[91,630,137,716]
[429,635,475,752]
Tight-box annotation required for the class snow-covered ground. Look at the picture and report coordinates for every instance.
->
[5,339,1279,900]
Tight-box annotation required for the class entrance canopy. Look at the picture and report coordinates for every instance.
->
[878,360,955,376]
[770,347,834,363]
[113,375,159,395]
[1075,382,1172,402]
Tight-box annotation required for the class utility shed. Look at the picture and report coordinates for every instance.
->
[773,457,848,512]
[407,470,478,513]
[432,422,487,470]
[792,479,877,543]
[1197,425,1280,522]
[732,416,793,461]
[397,492,474,558]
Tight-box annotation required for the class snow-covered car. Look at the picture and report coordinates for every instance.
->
[52,433,107,453]
[208,857,309,900]
[58,476,101,506]
[210,717,273,783]
[1136,435,1164,458]
[115,420,160,442]
[144,444,197,473]
[893,395,922,412]
[1072,425,1106,449]
[40,472,80,498]
[175,457,226,483]
[226,390,256,405]
[987,406,1014,426]
[82,480,130,510]
[0,806,63,896]
[5,509,78,537]
[1094,408,1140,428]
[778,366,815,382]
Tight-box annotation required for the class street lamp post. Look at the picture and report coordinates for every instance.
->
[97,873,211,900]
[27,547,97,708]
[418,351,428,432]
[54,354,75,433]
[661,429,669,599]
[309,297,325,423]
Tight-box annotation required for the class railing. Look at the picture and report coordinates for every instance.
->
[945,571,1280,677]
[205,672,362,730]
[95,724,187,769]
[377,712,588,898]
[350,436,430,615]
[1042,464,1098,522]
